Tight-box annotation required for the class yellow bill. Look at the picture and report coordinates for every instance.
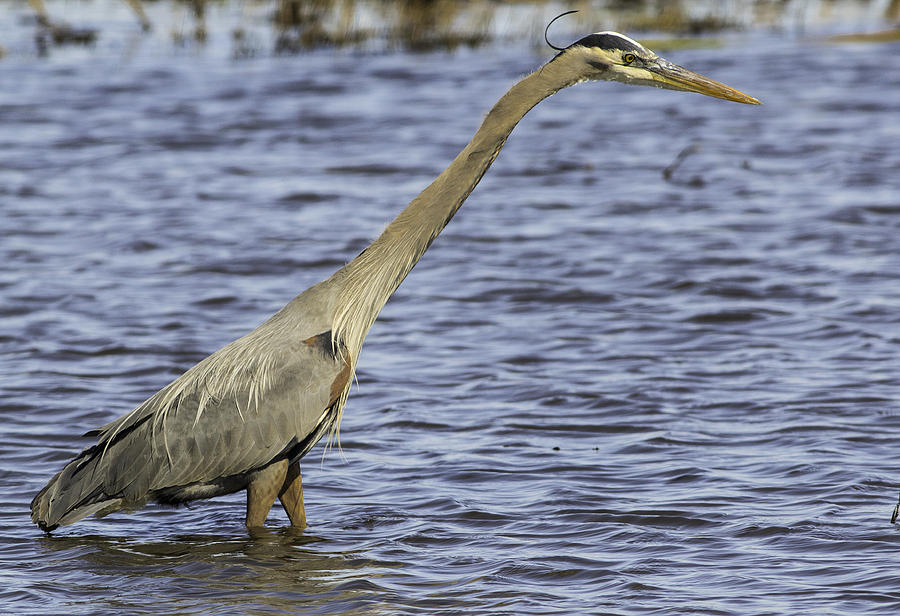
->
[650,60,761,105]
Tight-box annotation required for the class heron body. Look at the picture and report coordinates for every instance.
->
[31,27,759,532]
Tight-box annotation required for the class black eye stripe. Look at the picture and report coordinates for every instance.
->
[573,33,643,52]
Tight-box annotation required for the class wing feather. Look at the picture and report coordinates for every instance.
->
[32,330,346,529]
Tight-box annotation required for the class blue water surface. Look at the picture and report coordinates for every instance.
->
[1,3,900,615]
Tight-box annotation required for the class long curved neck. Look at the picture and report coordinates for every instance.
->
[330,60,574,364]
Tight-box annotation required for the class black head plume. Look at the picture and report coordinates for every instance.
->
[544,10,578,52]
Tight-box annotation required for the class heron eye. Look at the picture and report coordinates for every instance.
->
[623,53,636,65]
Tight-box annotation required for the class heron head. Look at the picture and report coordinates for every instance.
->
[559,31,761,105]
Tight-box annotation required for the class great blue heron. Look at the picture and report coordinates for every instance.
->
[31,26,759,533]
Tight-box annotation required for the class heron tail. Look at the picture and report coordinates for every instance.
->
[30,448,127,532]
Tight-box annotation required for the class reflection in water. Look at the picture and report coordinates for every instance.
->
[34,529,389,614]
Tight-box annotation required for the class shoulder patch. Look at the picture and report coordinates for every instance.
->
[303,330,351,408]
[303,330,340,359]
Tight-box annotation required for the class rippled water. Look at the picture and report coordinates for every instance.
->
[3,7,900,616]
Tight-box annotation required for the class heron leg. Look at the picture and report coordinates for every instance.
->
[246,459,288,527]
[278,461,306,529]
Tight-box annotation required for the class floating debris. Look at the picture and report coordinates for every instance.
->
[892,491,899,524]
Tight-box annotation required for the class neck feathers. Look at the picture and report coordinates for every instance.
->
[329,59,574,370]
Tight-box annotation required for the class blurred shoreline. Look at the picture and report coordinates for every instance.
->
[1,0,898,59]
